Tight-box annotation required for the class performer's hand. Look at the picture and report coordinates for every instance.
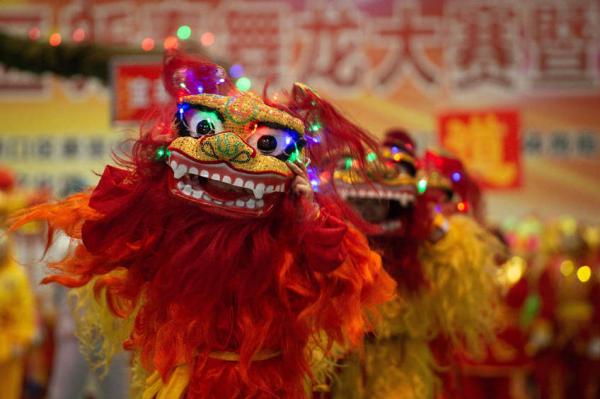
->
[287,159,314,203]
[287,159,319,221]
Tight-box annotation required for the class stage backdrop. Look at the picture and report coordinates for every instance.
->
[0,0,599,223]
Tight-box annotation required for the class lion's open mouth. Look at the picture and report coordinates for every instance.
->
[337,186,415,207]
[168,150,287,215]
[338,183,416,233]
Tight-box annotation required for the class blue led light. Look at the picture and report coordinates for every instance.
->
[452,172,461,182]
[229,64,244,79]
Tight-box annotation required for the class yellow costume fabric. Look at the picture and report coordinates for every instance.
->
[0,256,36,399]
[333,215,502,399]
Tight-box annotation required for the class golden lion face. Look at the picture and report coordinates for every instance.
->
[167,92,305,217]
[331,151,417,231]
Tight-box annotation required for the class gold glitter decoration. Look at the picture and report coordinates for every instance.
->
[171,91,308,176]
[224,95,259,125]
[418,170,452,192]
[180,93,304,136]
[334,158,416,188]
[170,136,292,176]
[381,148,416,166]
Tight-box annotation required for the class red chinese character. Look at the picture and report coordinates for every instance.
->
[371,1,441,89]
[297,4,366,89]
[529,1,598,88]
[224,4,287,87]
[447,2,519,89]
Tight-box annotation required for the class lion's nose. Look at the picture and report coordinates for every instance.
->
[198,132,255,164]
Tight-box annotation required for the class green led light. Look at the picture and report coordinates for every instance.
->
[417,178,428,194]
[236,76,252,91]
[155,146,170,161]
[345,157,353,170]
[366,152,377,162]
[288,149,299,163]
[177,25,192,40]
[310,122,321,132]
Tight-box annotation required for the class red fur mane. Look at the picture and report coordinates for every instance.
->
[12,116,394,398]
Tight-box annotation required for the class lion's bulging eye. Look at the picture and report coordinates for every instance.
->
[176,107,224,138]
[247,125,305,161]
[257,135,278,153]
[196,119,216,136]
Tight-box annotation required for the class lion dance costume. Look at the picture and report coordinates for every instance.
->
[12,52,395,399]
[0,167,36,399]
[326,131,501,399]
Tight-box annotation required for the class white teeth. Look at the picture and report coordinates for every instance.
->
[246,199,256,209]
[213,199,223,205]
[211,173,221,182]
[257,199,264,208]
[399,193,407,206]
[222,175,232,184]
[203,194,212,202]
[253,183,265,199]
[266,185,274,193]
[226,201,234,206]
[170,160,178,170]
[174,164,188,179]
[189,167,199,176]
[244,180,255,190]
[236,199,245,207]
[200,169,209,178]
[183,184,192,196]
[233,178,244,187]
[279,183,285,192]
[177,181,185,190]
[192,190,203,199]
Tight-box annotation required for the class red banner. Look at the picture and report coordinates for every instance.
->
[111,58,169,123]
[438,110,521,189]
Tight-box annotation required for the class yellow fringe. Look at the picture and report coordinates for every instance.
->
[67,272,140,378]
[142,364,190,399]
[331,337,438,399]
[417,214,503,355]
[328,215,503,398]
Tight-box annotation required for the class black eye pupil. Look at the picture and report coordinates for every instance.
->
[257,135,278,152]
[196,120,215,136]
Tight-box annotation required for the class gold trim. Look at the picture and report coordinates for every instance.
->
[208,349,282,362]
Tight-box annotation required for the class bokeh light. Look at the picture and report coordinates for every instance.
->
[72,28,85,42]
[177,25,192,40]
[49,33,62,46]
[559,259,574,276]
[163,36,179,50]
[229,64,244,79]
[236,76,252,91]
[141,38,155,51]
[576,265,591,283]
